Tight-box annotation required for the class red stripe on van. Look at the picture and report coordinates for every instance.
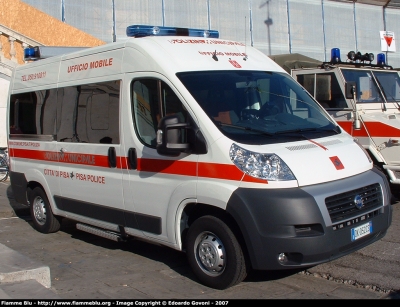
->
[10,148,110,167]
[197,163,267,183]
[138,158,197,176]
[198,162,243,180]
[9,148,45,160]
[9,148,267,183]
[338,121,400,137]
[119,156,129,169]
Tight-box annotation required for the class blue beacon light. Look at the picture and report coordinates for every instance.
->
[24,47,39,60]
[330,48,341,64]
[377,53,386,66]
[126,25,219,38]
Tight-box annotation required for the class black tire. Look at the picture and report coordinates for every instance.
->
[29,187,61,233]
[186,215,247,290]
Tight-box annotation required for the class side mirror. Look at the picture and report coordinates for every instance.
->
[345,81,357,99]
[345,81,361,130]
[156,115,190,156]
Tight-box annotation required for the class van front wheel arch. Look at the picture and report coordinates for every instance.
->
[29,187,61,234]
[186,215,247,289]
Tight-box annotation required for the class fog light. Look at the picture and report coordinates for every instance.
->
[278,252,288,263]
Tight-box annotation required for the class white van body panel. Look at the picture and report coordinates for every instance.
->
[7,31,392,289]
[360,111,400,165]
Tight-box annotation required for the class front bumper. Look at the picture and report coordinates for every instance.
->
[226,168,392,270]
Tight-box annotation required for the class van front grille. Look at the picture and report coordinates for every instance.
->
[325,183,383,224]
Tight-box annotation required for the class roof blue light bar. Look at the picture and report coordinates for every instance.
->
[126,25,219,38]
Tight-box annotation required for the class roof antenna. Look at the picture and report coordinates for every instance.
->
[212,50,218,61]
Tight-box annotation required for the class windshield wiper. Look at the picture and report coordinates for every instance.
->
[275,127,340,135]
[216,122,339,139]
[275,128,317,134]
[319,127,341,134]
[216,122,274,137]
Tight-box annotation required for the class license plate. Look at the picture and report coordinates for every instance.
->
[351,221,372,241]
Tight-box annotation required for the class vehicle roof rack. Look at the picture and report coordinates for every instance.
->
[320,61,393,70]
[324,48,393,70]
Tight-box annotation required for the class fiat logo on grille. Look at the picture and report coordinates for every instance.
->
[354,195,364,209]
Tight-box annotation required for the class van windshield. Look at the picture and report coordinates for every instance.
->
[341,68,400,103]
[177,70,340,144]
[373,71,400,103]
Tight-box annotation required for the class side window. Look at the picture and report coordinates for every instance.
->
[10,91,40,135]
[132,79,159,147]
[42,89,58,136]
[162,82,188,122]
[297,74,315,100]
[10,81,120,143]
[132,79,188,147]
[315,73,346,108]
[57,80,120,143]
[297,73,347,109]
[57,86,79,142]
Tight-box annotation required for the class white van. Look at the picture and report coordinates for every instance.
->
[7,25,393,290]
[273,49,400,193]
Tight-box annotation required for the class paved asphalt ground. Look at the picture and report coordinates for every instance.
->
[0,179,399,300]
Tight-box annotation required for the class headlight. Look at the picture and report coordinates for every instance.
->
[229,143,296,181]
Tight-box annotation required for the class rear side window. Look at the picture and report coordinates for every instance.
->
[9,91,39,135]
[296,72,347,109]
[9,80,121,144]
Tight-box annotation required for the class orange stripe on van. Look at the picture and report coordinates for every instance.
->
[338,121,400,137]
[10,148,110,167]
[197,163,267,183]
[9,148,267,183]
[138,158,197,176]
[198,162,243,180]
[10,148,45,160]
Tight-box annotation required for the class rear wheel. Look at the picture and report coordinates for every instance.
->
[29,187,61,233]
[186,215,247,289]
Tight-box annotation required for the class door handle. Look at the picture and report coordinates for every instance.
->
[108,147,117,168]
[128,148,137,170]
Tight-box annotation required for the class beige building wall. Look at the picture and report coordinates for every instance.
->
[0,0,106,147]
[0,0,106,65]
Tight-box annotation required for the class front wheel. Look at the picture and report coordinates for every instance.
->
[29,187,61,233]
[186,215,247,289]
